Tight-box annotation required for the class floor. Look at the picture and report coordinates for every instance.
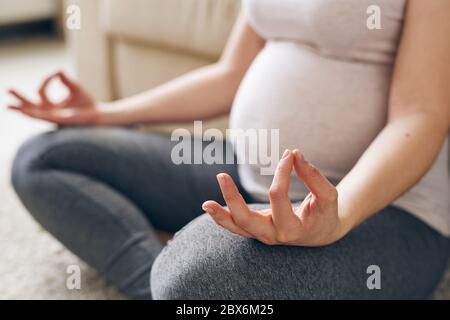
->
[0,36,448,300]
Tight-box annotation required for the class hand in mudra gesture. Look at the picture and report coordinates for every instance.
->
[8,71,99,126]
[202,149,346,247]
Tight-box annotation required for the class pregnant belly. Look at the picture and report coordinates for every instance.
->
[230,41,393,178]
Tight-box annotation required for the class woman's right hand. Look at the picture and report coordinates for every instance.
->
[7,71,101,126]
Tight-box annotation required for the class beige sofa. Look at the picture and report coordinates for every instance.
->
[67,0,241,132]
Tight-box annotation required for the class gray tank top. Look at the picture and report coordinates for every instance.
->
[229,0,450,236]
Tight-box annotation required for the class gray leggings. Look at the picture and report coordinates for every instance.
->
[12,127,449,299]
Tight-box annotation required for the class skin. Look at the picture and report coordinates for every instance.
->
[7,1,450,247]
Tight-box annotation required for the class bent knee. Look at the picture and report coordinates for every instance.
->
[150,215,270,299]
[12,131,57,194]
[11,127,112,194]
[150,215,233,299]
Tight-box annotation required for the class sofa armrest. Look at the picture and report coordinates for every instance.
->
[65,0,113,101]
[102,0,241,58]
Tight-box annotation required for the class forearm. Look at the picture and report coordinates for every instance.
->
[336,113,448,233]
[97,63,241,126]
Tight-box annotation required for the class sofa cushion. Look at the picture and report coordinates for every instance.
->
[113,40,213,98]
[101,0,241,58]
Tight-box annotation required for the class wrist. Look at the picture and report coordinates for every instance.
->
[95,102,122,126]
[337,192,358,237]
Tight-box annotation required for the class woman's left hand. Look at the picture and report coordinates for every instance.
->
[202,149,349,246]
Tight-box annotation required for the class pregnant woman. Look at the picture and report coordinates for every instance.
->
[8,0,450,299]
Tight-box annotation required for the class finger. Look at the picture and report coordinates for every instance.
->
[216,173,253,226]
[18,107,53,121]
[18,107,66,124]
[8,105,22,111]
[38,72,60,106]
[56,71,80,91]
[202,201,253,238]
[216,173,277,241]
[8,103,67,124]
[269,150,299,230]
[293,149,337,202]
[8,89,34,107]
